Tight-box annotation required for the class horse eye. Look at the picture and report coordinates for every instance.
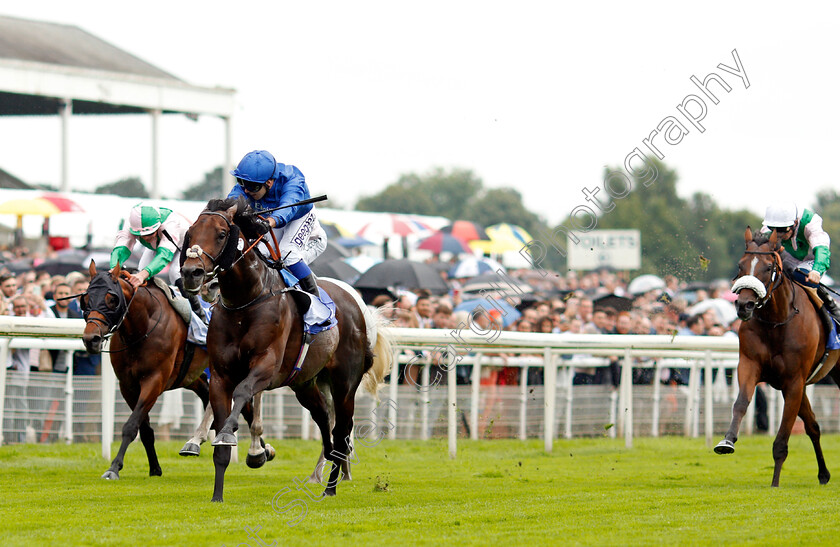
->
[218,230,227,240]
[105,293,118,308]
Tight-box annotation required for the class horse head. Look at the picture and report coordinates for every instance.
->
[81,260,131,353]
[731,226,783,321]
[180,198,244,295]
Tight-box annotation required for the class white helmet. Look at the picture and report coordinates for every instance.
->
[763,203,798,228]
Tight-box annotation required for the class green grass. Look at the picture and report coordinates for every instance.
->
[3,434,840,546]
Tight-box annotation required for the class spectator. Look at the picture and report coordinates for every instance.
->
[415,294,434,328]
[0,273,18,311]
[48,283,81,373]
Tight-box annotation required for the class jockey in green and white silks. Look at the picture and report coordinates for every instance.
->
[760,202,840,319]
[110,203,208,323]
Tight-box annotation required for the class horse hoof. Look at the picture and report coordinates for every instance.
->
[714,440,735,455]
[246,451,267,469]
[211,432,238,446]
[265,444,276,462]
[179,443,201,457]
[101,470,120,480]
[323,488,337,497]
[211,497,223,503]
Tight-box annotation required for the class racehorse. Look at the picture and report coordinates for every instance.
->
[715,227,840,486]
[81,261,218,479]
[179,197,393,502]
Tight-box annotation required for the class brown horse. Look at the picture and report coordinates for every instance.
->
[179,198,393,502]
[81,261,213,480]
[715,227,840,486]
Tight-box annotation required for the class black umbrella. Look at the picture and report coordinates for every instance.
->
[311,258,361,284]
[318,240,351,263]
[354,259,449,294]
[461,272,533,295]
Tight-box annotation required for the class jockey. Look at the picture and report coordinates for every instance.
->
[761,202,840,320]
[110,203,207,323]
[228,149,325,298]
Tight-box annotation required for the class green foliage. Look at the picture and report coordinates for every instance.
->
[3,437,840,545]
[814,188,840,279]
[180,166,226,201]
[94,177,149,198]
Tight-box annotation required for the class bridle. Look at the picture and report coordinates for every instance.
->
[82,273,164,352]
[732,247,799,327]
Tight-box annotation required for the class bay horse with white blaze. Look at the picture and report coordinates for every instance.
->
[715,227,840,486]
[179,198,393,502]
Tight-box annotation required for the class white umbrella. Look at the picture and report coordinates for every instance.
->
[627,274,665,295]
[687,298,737,325]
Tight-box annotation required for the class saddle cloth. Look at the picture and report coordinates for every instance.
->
[151,277,210,346]
[796,282,840,351]
[280,269,337,336]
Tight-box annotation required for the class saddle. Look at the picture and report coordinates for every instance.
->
[150,277,192,325]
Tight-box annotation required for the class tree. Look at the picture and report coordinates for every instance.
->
[181,166,226,202]
[95,177,149,198]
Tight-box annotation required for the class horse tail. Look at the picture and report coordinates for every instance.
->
[361,306,394,402]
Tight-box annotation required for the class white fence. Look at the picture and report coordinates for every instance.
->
[3,316,840,460]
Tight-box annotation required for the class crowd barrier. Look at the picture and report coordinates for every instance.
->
[2,316,839,460]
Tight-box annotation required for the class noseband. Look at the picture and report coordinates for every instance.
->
[732,248,799,326]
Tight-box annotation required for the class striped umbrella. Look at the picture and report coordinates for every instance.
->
[357,214,433,239]
[416,232,472,254]
[440,220,490,241]
[470,223,534,254]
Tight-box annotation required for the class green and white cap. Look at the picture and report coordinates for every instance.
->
[128,203,161,236]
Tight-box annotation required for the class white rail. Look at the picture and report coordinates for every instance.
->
[0,317,743,459]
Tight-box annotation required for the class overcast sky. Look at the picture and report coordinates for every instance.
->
[0,2,837,227]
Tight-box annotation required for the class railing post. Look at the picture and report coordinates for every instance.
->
[622,348,633,448]
[64,350,74,443]
[470,354,482,441]
[101,343,115,460]
[447,357,457,459]
[704,350,713,448]
[420,362,430,441]
[388,348,399,440]
[519,365,529,441]
[651,359,662,437]
[564,360,574,439]
[0,339,9,446]
[543,347,556,453]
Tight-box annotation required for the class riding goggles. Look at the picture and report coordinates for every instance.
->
[237,177,267,193]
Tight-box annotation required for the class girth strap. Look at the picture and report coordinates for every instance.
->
[171,342,196,390]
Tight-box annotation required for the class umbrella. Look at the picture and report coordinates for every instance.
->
[416,232,472,255]
[310,258,361,284]
[357,214,433,239]
[461,272,533,295]
[687,298,737,325]
[627,274,666,295]
[454,297,521,327]
[344,255,382,273]
[448,256,506,279]
[319,240,351,263]
[354,259,449,294]
[440,220,490,242]
[0,193,85,217]
[469,223,534,254]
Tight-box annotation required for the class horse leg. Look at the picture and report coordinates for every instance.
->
[308,380,335,484]
[244,393,275,468]
[102,381,161,480]
[325,371,361,496]
[138,414,162,476]
[213,368,273,446]
[211,379,233,503]
[771,383,804,487]
[294,380,336,494]
[715,357,760,455]
[179,375,211,457]
[798,392,830,485]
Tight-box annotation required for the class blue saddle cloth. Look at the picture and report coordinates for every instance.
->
[791,268,840,350]
[281,270,337,336]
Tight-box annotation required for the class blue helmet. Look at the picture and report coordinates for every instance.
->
[230,150,278,183]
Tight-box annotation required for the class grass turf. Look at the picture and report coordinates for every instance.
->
[2,434,840,546]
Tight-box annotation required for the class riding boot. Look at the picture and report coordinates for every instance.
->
[817,285,840,322]
[297,273,321,299]
[176,278,208,325]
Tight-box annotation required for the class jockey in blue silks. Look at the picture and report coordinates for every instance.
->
[227,150,326,298]
[761,202,840,321]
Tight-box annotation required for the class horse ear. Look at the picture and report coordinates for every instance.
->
[89,260,96,278]
[744,226,752,246]
[112,260,122,278]
[225,202,239,219]
[769,229,778,247]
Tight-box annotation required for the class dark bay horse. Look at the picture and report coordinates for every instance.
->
[81,261,213,480]
[715,227,840,486]
[179,198,393,502]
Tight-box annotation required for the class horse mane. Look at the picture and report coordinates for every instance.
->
[752,231,770,246]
